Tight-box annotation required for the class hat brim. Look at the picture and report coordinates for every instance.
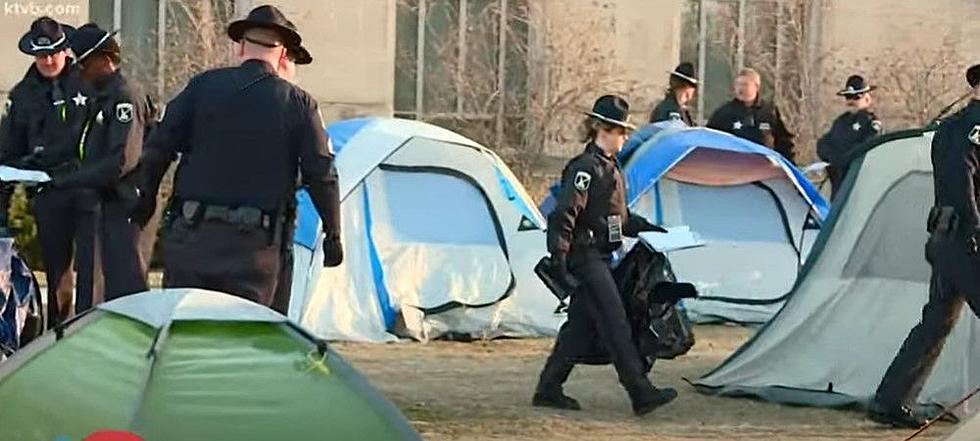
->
[228,20,301,48]
[71,29,119,64]
[18,30,71,56]
[837,85,877,96]
[584,111,637,131]
[668,70,699,86]
[289,46,312,65]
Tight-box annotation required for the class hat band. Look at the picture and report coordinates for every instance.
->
[242,35,282,48]
[30,34,65,52]
[670,70,699,85]
[73,30,115,63]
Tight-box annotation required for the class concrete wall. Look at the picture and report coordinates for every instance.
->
[0,0,88,96]
[613,0,684,101]
[267,0,396,120]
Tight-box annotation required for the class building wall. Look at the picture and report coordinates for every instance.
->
[612,0,684,101]
[271,0,397,120]
[0,0,88,96]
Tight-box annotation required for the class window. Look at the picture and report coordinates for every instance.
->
[394,0,529,148]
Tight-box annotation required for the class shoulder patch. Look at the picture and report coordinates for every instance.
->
[573,171,592,192]
[668,111,681,121]
[759,122,772,131]
[116,102,134,123]
[969,125,980,146]
[872,120,883,133]
[4,98,11,114]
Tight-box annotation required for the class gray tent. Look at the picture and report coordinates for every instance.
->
[694,129,980,415]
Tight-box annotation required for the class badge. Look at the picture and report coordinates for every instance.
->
[970,125,980,146]
[116,102,134,123]
[607,215,623,243]
[96,110,104,124]
[732,120,743,130]
[759,122,772,131]
[71,92,87,107]
[872,120,883,133]
[852,122,862,131]
[573,171,591,192]
[669,112,681,121]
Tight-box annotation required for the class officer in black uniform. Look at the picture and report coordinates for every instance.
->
[707,68,796,162]
[1,17,94,329]
[817,75,882,200]
[270,42,313,316]
[533,95,677,416]
[649,62,697,126]
[54,24,149,302]
[868,64,980,429]
[133,5,343,307]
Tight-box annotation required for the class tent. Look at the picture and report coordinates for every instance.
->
[694,129,980,416]
[289,118,561,342]
[543,126,829,324]
[0,237,42,360]
[0,288,421,441]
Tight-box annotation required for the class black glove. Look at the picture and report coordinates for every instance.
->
[550,253,580,292]
[322,235,344,267]
[130,191,157,229]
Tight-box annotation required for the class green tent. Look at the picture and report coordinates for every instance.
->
[0,288,421,441]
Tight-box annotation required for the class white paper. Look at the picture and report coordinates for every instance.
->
[0,166,50,183]
[802,161,830,174]
[638,226,706,252]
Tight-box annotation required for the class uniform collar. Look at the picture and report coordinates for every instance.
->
[586,142,617,162]
[241,58,278,75]
[734,97,763,109]
[91,69,123,94]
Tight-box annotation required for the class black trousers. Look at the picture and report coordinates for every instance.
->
[162,219,281,306]
[31,188,98,329]
[536,252,651,395]
[270,219,296,315]
[99,198,148,300]
[874,234,980,408]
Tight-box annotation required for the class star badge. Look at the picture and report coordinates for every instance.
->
[852,122,862,131]
[733,121,743,130]
[71,92,87,106]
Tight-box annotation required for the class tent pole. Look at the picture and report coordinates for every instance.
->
[904,386,980,441]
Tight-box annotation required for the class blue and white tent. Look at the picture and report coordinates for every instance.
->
[288,118,560,342]
[542,126,829,324]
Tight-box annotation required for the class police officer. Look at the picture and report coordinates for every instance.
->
[533,95,677,416]
[707,68,796,162]
[1,17,94,329]
[132,5,343,306]
[649,62,697,126]
[270,42,312,316]
[54,23,149,302]
[868,64,980,429]
[817,75,882,200]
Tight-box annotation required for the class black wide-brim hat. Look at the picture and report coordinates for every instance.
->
[967,64,980,89]
[68,23,119,64]
[837,74,877,96]
[583,94,636,130]
[288,45,312,65]
[668,62,698,86]
[228,5,302,48]
[18,17,74,56]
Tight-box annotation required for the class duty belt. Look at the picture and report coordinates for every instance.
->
[181,200,272,229]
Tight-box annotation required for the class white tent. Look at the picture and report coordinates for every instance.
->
[695,129,980,416]
[288,118,562,342]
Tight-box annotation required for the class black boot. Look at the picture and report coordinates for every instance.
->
[532,390,582,411]
[868,403,928,429]
[627,380,678,416]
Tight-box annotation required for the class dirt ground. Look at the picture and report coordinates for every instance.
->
[334,325,956,441]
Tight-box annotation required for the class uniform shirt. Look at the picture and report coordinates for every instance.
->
[141,59,341,238]
[0,64,87,174]
[548,142,647,256]
[649,94,694,126]
[817,109,882,167]
[55,70,145,198]
[931,99,980,235]
[707,98,796,162]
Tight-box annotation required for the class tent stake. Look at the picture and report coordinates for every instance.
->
[904,387,980,441]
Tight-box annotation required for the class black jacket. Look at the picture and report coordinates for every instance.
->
[140,59,341,239]
[0,64,87,175]
[54,70,146,201]
[932,100,980,235]
[707,98,796,162]
[817,109,882,167]
[649,94,694,126]
[548,143,647,256]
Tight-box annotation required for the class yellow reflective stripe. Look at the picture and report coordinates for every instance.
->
[78,120,91,159]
